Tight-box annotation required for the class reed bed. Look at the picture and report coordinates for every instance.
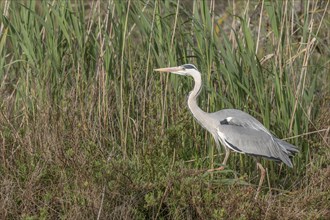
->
[0,0,329,219]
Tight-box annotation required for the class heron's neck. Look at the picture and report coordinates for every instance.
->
[187,73,209,128]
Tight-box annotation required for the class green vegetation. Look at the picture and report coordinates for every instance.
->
[0,0,329,219]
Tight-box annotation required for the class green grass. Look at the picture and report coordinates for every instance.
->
[0,0,329,219]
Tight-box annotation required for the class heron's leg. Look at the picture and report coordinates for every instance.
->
[255,162,266,199]
[221,147,230,165]
[207,147,230,172]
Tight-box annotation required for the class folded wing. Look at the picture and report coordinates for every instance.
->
[215,110,299,167]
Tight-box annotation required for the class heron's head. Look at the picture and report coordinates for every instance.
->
[154,64,199,77]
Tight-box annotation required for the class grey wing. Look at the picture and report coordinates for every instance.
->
[213,109,299,167]
[217,109,271,135]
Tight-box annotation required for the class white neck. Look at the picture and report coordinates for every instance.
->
[187,71,210,129]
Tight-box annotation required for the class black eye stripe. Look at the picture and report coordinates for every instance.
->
[182,64,197,70]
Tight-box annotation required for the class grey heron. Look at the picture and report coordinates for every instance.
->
[154,64,299,198]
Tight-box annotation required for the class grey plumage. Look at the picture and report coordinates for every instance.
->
[154,64,299,198]
[211,109,297,167]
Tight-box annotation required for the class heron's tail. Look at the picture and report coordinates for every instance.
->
[274,138,299,156]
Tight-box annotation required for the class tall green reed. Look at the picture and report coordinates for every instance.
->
[1,0,327,187]
[1,1,329,218]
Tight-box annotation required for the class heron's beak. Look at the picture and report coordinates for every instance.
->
[154,66,183,73]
